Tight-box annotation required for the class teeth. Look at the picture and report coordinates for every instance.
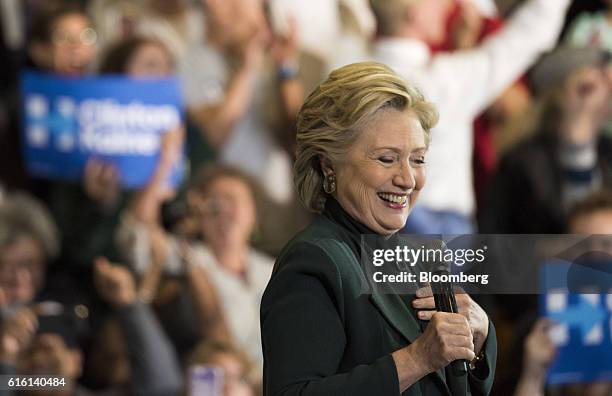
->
[378,193,407,204]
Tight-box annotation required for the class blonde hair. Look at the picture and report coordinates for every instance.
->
[294,61,438,213]
[369,0,416,36]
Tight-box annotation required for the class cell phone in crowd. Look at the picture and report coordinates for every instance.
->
[188,366,224,396]
[36,301,87,347]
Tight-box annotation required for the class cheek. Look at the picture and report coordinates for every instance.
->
[415,168,427,190]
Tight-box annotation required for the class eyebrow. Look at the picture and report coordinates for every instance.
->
[371,146,427,153]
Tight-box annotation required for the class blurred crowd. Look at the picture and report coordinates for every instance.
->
[0,0,610,395]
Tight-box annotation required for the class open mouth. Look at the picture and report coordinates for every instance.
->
[377,192,408,207]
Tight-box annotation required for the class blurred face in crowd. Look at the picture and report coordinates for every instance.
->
[332,108,427,235]
[126,42,173,77]
[32,12,97,76]
[562,65,611,123]
[208,352,254,396]
[0,236,46,306]
[196,176,256,250]
[408,0,453,46]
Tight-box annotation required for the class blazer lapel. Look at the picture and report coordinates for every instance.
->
[370,292,420,343]
[370,292,449,393]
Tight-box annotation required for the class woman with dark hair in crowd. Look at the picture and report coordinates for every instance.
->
[99,36,174,77]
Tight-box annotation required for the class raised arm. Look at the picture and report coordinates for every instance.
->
[94,257,183,396]
[129,126,184,226]
[188,36,262,149]
[424,0,571,117]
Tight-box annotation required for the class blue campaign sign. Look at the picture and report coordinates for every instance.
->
[540,260,612,385]
[21,70,185,188]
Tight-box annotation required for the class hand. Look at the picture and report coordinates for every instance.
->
[412,286,489,353]
[83,159,120,210]
[22,334,81,378]
[94,257,137,307]
[560,67,609,144]
[450,1,484,49]
[159,125,185,169]
[396,312,475,380]
[523,319,557,377]
[0,307,38,363]
[234,26,267,73]
[157,125,185,200]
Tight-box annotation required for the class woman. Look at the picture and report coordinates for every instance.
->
[260,62,496,395]
[117,132,273,369]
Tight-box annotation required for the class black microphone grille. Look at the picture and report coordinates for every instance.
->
[423,239,451,274]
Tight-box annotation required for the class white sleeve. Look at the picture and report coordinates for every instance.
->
[425,0,571,117]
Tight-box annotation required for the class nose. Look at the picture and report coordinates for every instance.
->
[394,162,416,191]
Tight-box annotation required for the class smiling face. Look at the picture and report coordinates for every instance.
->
[49,13,97,75]
[196,176,256,250]
[331,108,428,235]
[0,235,46,306]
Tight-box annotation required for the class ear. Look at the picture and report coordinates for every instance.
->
[319,156,334,176]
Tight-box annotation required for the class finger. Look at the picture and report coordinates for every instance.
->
[417,310,436,320]
[435,312,468,325]
[434,314,472,335]
[445,334,474,350]
[416,286,432,298]
[94,257,110,276]
[456,347,476,362]
[412,296,435,309]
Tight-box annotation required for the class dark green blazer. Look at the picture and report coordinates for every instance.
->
[261,199,496,395]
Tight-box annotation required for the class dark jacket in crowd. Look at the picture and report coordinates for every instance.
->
[480,133,612,234]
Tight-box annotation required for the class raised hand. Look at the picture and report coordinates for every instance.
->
[0,306,38,363]
[94,257,137,307]
[83,158,120,210]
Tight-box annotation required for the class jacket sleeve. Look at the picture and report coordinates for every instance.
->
[261,241,400,396]
[468,320,497,396]
[116,302,183,396]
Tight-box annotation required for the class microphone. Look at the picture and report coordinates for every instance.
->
[425,239,468,395]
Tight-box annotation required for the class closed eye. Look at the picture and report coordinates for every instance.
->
[378,157,395,164]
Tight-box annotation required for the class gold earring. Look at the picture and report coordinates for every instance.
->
[323,173,336,194]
